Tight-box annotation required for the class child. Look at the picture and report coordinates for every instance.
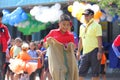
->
[36,40,45,80]
[28,41,43,80]
[9,38,22,80]
[11,37,23,58]
[39,39,52,80]
[44,14,78,80]
[100,47,107,80]
[5,39,15,80]
[9,42,41,80]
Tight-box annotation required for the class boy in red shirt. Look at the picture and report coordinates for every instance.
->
[44,14,74,45]
[44,14,78,80]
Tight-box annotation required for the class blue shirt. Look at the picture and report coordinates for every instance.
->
[27,50,38,62]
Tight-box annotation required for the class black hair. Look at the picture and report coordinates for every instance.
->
[82,9,94,15]
[0,11,3,17]
[59,14,71,22]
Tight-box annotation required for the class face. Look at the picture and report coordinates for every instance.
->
[84,14,93,22]
[29,42,36,50]
[10,39,15,46]
[16,41,22,47]
[59,21,71,33]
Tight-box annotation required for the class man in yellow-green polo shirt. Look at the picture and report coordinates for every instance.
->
[77,9,103,80]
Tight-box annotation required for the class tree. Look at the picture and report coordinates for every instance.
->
[75,0,120,16]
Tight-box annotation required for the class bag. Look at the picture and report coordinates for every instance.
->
[0,44,2,52]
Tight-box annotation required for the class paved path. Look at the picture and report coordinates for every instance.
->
[6,66,120,80]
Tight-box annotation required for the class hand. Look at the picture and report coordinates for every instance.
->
[119,56,120,59]
[97,52,102,60]
[36,50,41,53]
[41,50,47,55]
[46,37,52,44]
[76,51,80,60]
[38,56,41,59]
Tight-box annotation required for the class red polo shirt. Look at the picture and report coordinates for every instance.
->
[113,35,120,47]
[44,29,74,44]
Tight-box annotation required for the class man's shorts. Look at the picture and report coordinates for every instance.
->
[79,48,101,77]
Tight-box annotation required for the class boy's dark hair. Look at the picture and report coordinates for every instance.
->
[0,11,3,17]
[59,14,71,22]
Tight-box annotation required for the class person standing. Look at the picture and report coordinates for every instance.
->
[0,11,11,80]
[44,14,79,80]
[77,9,103,80]
[100,47,107,80]
[28,41,41,80]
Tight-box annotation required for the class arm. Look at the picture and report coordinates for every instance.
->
[6,49,10,59]
[76,37,83,60]
[41,54,44,66]
[31,56,41,60]
[112,44,120,58]
[42,50,47,55]
[113,35,120,47]
[97,36,103,60]
[4,25,11,45]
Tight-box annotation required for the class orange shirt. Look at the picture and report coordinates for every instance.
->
[9,46,14,58]
[101,53,107,64]
[37,59,42,69]
[16,50,32,61]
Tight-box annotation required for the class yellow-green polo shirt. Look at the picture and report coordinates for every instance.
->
[79,20,102,54]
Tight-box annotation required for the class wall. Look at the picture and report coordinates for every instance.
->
[0,0,68,9]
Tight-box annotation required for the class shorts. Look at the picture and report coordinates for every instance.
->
[100,64,106,74]
[36,66,44,77]
[4,63,11,74]
[44,57,48,71]
[79,48,101,77]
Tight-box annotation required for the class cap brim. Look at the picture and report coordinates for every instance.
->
[82,13,89,15]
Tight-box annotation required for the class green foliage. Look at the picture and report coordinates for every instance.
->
[75,0,120,16]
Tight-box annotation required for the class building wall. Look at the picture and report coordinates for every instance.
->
[112,21,120,41]
[0,0,68,9]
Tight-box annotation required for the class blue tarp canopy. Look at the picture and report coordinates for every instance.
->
[0,0,68,9]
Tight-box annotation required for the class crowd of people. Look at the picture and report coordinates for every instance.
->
[4,37,52,80]
[1,8,119,80]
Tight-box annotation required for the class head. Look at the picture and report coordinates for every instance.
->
[38,39,44,48]
[29,41,37,50]
[10,38,15,46]
[15,37,23,47]
[0,11,3,23]
[82,9,94,23]
[58,14,71,33]
[21,43,29,51]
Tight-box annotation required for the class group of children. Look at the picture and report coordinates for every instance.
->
[4,37,52,80]
[4,39,107,80]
